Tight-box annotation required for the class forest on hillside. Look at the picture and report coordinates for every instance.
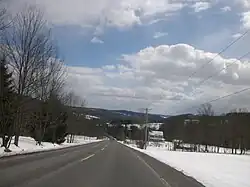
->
[162,104,250,154]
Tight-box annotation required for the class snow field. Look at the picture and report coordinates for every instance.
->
[0,135,102,158]
[124,141,250,187]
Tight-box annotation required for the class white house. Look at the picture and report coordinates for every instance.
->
[149,131,164,142]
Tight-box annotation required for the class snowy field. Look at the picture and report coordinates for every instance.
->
[125,142,250,187]
[0,135,103,158]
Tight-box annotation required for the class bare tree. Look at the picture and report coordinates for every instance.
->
[0,8,6,31]
[230,108,248,113]
[81,100,86,108]
[2,7,59,145]
[228,108,249,154]
[197,103,214,152]
[0,0,8,32]
[63,91,86,143]
[197,103,214,116]
[34,58,66,102]
[64,91,86,107]
[32,58,66,145]
[4,7,55,96]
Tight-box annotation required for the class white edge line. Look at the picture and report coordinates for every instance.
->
[80,154,95,162]
[125,146,171,187]
[135,154,171,187]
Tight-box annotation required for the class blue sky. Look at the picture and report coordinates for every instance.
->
[6,0,250,114]
[51,2,243,69]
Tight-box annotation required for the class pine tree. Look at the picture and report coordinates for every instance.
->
[0,56,15,149]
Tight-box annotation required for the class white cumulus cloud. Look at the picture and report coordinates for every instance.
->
[241,11,250,29]
[232,33,243,38]
[221,6,231,12]
[153,32,168,39]
[4,0,190,32]
[237,0,250,8]
[66,43,250,114]
[90,37,104,44]
[191,2,211,13]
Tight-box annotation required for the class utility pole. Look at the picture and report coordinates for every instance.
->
[139,108,151,149]
[144,108,149,149]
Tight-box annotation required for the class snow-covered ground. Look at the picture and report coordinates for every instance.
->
[112,123,163,130]
[125,142,250,187]
[0,135,103,158]
[85,114,100,120]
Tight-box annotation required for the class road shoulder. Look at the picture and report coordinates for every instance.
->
[121,143,205,187]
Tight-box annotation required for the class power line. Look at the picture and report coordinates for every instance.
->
[207,87,250,103]
[174,86,250,115]
[155,31,250,111]
[187,51,250,98]
[197,51,250,86]
[187,29,250,80]
[170,43,250,115]
[89,31,250,113]
[89,92,188,102]
[90,93,149,100]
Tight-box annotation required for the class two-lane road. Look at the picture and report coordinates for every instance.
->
[0,140,204,187]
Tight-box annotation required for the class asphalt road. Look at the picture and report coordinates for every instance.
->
[0,140,205,187]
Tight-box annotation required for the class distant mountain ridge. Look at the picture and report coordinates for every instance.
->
[70,107,170,123]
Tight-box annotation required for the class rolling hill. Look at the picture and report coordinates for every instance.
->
[70,107,169,123]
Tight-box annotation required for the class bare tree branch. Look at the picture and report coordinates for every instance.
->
[2,6,66,100]
[64,91,85,107]
[2,6,67,145]
[230,108,248,113]
[197,103,214,116]
[0,0,9,32]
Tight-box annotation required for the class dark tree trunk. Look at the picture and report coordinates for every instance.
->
[6,136,11,148]
[1,135,6,147]
[240,137,244,155]
[14,106,24,147]
[205,144,208,152]
[1,135,11,148]
[14,134,19,146]
[217,146,220,153]
[1,135,12,151]
[14,116,21,146]
[70,134,73,143]
[36,126,43,145]
[231,139,234,154]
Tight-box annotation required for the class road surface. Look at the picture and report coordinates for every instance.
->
[0,140,204,187]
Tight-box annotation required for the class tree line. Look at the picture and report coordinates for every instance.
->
[162,103,250,154]
[0,5,95,151]
[106,119,150,149]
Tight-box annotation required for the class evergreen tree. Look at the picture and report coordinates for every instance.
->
[0,56,15,149]
[40,93,68,144]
